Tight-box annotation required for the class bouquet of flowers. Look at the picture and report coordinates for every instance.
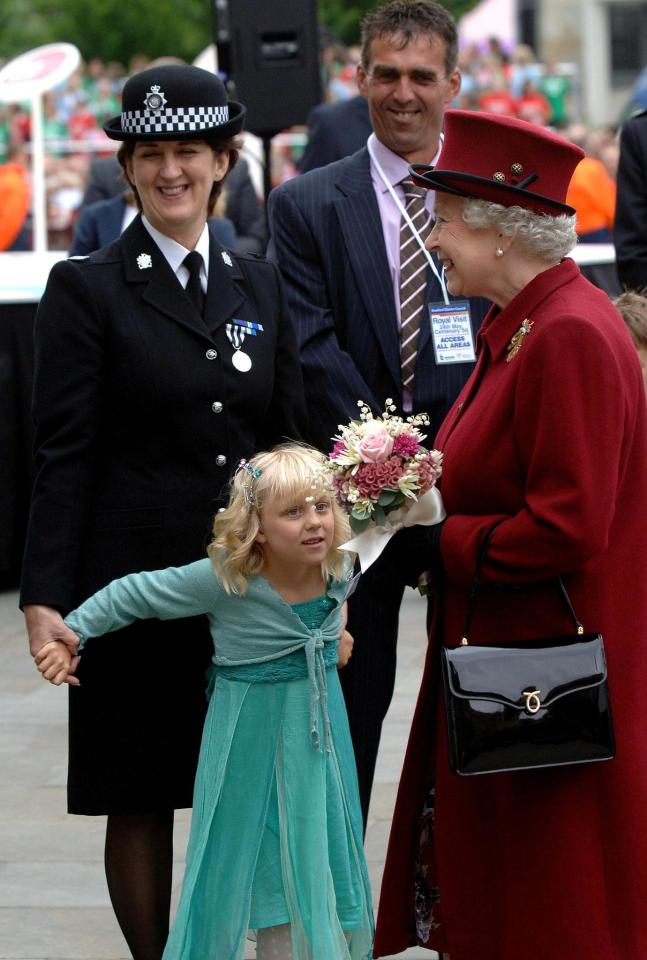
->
[327,400,445,570]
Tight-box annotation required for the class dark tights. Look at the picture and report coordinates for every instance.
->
[105,811,174,960]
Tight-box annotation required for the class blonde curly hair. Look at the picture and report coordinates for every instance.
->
[208,443,351,594]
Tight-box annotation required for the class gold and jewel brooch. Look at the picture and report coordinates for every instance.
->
[506,318,534,363]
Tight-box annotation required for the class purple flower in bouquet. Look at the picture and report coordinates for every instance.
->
[331,440,347,460]
[392,433,420,458]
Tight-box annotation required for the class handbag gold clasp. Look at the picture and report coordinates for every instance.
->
[523,688,542,714]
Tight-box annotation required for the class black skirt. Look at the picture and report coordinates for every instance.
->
[67,615,212,815]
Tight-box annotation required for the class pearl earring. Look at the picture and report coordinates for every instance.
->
[495,247,504,258]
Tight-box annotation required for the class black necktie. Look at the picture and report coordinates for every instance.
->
[183,251,205,316]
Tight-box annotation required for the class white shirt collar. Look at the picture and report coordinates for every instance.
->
[141,217,210,284]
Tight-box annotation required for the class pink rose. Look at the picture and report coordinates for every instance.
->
[358,428,394,463]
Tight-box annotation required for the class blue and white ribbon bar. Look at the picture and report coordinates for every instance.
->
[232,318,264,336]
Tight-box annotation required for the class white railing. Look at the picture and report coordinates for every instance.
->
[0,244,617,306]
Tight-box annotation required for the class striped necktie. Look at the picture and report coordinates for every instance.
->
[399,179,432,390]
[183,251,205,316]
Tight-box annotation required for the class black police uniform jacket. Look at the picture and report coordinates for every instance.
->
[20,215,306,814]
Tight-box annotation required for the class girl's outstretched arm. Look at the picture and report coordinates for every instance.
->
[65,559,219,647]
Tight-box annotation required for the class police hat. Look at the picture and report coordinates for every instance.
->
[104,64,246,141]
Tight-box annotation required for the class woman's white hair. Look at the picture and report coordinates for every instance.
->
[462,198,577,261]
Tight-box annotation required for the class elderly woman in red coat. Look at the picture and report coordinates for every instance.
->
[374,111,647,960]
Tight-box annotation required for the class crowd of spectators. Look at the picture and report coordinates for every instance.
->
[0,39,625,251]
[1,55,133,250]
[319,35,577,127]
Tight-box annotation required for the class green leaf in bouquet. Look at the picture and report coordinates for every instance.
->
[349,515,372,535]
[372,505,387,527]
[351,505,372,520]
[378,489,400,507]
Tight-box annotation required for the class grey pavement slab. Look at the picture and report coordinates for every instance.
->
[0,586,435,959]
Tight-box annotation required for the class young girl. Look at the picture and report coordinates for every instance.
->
[36,444,374,960]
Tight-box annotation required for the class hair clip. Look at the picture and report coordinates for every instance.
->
[237,459,262,507]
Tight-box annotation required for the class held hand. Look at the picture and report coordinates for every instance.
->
[34,640,81,686]
[337,629,354,669]
[24,604,80,657]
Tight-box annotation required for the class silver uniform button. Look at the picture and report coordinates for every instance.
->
[211,401,223,413]
[206,348,218,360]
[215,455,227,467]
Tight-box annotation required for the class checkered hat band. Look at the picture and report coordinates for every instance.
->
[121,105,230,134]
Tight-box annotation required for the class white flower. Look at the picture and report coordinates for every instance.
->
[136,253,152,270]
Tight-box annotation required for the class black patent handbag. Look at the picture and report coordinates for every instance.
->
[441,524,616,776]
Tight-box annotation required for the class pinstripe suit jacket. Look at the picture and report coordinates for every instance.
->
[267,146,489,451]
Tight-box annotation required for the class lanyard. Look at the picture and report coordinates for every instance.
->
[367,137,449,306]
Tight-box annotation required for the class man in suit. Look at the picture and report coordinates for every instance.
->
[615,109,647,290]
[299,95,373,173]
[268,0,489,822]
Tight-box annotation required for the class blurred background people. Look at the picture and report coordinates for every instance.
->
[515,79,551,125]
[299,95,372,173]
[566,125,617,243]
[0,143,31,251]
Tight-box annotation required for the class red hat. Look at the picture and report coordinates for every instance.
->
[410,110,584,216]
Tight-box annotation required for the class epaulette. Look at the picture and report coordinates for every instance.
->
[236,251,267,261]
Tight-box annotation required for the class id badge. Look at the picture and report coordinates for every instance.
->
[429,300,476,364]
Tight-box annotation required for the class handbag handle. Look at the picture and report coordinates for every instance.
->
[460,521,584,645]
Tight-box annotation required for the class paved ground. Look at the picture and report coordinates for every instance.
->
[0,586,435,959]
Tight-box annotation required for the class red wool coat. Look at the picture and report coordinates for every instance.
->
[374,259,647,960]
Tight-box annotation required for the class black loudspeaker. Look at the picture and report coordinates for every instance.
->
[213,0,322,136]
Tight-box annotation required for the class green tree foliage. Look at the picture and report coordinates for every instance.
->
[1,0,212,67]
[1,0,483,72]
[318,0,482,48]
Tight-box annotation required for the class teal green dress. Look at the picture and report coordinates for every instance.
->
[65,559,373,960]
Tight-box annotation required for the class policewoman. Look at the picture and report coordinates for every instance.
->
[21,64,305,960]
